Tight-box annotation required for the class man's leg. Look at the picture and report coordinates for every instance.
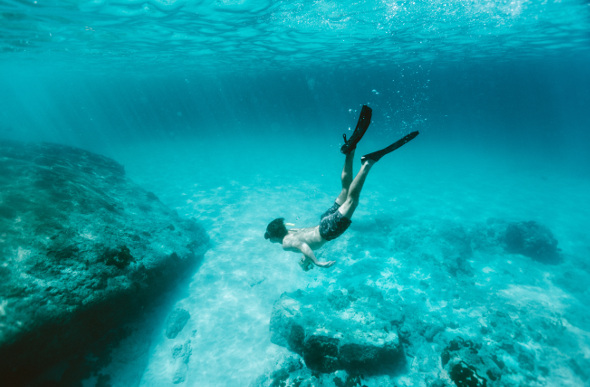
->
[337,159,375,218]
[335,149,355,205]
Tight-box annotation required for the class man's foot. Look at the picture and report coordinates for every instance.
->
[361,131,419,163]
[341,105,372,154]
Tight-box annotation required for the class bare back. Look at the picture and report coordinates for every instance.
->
[282,226,327,251]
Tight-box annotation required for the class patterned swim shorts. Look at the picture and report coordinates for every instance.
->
[319,202,352,241]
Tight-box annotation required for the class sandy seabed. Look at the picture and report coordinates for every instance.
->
[92,135,590,387]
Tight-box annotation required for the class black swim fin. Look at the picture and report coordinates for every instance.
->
[341,105,372,154]
[361,131,419,162]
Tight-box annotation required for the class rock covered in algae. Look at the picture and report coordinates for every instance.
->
[0,140,209,384]
[270,286,406,376]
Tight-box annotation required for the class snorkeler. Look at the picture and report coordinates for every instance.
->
[264,105,419,270]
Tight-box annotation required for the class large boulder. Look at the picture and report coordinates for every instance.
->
[0,141,209,384]
[270,286,406,376]
[503,221,560,263]
[470,219,561,264]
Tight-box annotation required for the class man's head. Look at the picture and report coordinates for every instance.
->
[264,218,288,243]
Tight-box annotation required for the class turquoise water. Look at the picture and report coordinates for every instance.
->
[2,0,590,386]
[1,0,589,72]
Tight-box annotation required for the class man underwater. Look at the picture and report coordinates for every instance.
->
[264,105,419,270]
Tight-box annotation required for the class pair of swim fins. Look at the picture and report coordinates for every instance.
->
[341,105,419,161]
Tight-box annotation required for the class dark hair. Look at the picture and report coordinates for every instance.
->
[264,218,288,241]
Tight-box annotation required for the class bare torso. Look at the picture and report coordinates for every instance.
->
[282,226,326,252]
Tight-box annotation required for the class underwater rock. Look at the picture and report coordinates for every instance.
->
[166,308,191,339]
[270,286,406,376]
[471,219,561,264]
[441,337,502,387]
[0,140,209,384]
[503,221,560,263]
[172,339,192,384]
[250,355,308,387]
[253,358,368,387]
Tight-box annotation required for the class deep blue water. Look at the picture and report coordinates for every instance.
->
[1,0,590,385]
[2,60,590,178]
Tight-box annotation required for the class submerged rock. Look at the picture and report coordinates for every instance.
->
[441,337,502,386]
[0,141,209,384]
[503,221,560,263]
[171,339,192,384]
[471,218,562,264]
[166,308,191,339]
[270,286,406,376]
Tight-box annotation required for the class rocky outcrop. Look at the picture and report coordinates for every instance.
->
[441,337,503,387]
[0,141,209,384]
[270,286,406,376]
[503,221,560,263]
[434,218,561,265]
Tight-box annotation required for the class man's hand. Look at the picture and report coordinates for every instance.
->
[293,242,336,269]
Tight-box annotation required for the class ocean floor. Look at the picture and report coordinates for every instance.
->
[88,133,590,386]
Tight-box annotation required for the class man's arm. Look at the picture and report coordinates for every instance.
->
[297,242,335,268]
